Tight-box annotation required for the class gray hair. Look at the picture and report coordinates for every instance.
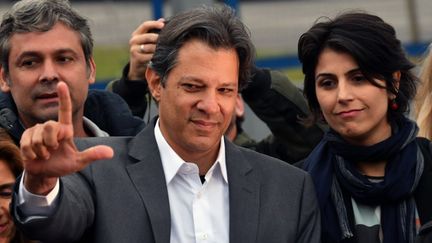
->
[0,0,93,75]
[150,5,255,90]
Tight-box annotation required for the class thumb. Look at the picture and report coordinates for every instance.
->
[78,145,114,167]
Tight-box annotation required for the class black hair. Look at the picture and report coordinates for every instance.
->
[298,12,418,124]
[149,5,255,91]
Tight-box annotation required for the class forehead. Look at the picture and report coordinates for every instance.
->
[172,39,239,85]
[8,22,84,58]
[316,48,358,72]
[0,159,14,183]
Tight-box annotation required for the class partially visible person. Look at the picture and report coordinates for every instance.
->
[107,19,325,163]
[12,5,320,243]
[298,12,432,243]
[0,128,32,243]
[414,43,432,139]
[0,0,145,145]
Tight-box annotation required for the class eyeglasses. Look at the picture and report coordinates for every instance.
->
[0,183,14,199]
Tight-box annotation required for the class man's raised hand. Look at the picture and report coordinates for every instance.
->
[128,19,164,80]
[20,82,114,195]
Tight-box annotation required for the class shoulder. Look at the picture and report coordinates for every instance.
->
[74,137,138,177]
[85,89,127,113]
[417,137,432,154]
[75,136,133,152]
[414,137,432,226]
[75,135,132,145]
[85,90,145,136]
[417,137,432,168]
[75,136,133,160]
[235,144,310,182]
[232,144,318,214]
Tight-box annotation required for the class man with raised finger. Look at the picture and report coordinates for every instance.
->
[0,0,145,145]
[12,5,321,243]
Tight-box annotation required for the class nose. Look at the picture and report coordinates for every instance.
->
[196,91,220,114]
[337,80,354,103]
[39,59,60,83]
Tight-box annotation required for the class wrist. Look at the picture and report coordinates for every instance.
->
[24,173,58,196]
[128,61,148,81]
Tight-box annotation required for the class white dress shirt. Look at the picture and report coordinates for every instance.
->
[154,119,230,243]
[18,119,230,243]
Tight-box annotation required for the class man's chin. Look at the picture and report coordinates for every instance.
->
[34,111,59,123]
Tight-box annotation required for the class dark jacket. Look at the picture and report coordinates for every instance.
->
[415,137,432,243]
[295,137,432,243]
[108,64,326,163]
[0,89,146,144]
[11,118,321,243]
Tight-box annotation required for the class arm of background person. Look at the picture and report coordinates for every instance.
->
[106,63,149,118]
[106,19,164,118]
[241,66,327,163]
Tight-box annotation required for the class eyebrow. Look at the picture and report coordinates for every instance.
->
[0,183,14,190]
[346,68,362,76]
[15,48,78,63]
[179,76,237,87]
[315,68,362,79]
[179,75,203,83]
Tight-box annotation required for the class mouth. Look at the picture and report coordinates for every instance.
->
[0,222,10,234]
[191,119,218,131]
[35,92,59,104]
[335,108,364,118]
[37,92,58,99]
[193,119,217,126]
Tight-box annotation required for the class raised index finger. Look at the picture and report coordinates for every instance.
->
[57,81,72,125]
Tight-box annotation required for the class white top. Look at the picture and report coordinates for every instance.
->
[154,119,229,243]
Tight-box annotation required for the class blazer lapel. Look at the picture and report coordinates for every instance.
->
[226,139,260,243]
[126,120,171,243]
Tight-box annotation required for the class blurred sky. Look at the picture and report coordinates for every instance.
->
[1,0,430,54]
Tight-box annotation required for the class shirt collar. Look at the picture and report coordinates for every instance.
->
[154,118,228,184]
[83,116,109,137]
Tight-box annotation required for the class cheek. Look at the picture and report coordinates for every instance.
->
[316,92,332,113]
[375,98,390,116]
[160,94,184,116]
[0,199,11,213]
[222,99,236,116]
[9,79,32,97]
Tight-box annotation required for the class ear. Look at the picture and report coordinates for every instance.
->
[146,67,162,102]
[390,70,401,99]
[0,65,11,92]
[235,94,245,118]
[87,57,96,84]
[393,71,401,89]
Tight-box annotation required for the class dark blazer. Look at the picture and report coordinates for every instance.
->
[12,120,321,243]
